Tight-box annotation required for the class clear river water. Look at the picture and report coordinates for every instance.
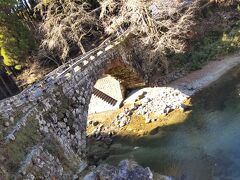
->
[104,66,240,180]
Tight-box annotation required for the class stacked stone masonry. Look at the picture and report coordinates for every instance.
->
[0,34,146,178]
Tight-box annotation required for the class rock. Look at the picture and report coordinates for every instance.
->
[4,121,9,127]
[89,165,97,171]
[84,159,155,180]
[145,117,152,124]
[126,110,133,116]
[149,127,160,135]
[137,91,147,101]
[63,118,68,123]
[88,120,93,125]
[10,117,14,123]
[9,134,15,141]
[164,107,171,114]
[119,121,126,128]
[124,108,130,114]
[78,161,88,173]
[83,172,98,180]
[179,103,191,112]
[26,173,35,180]
[154,174,174,180]
[121,116,128,122]
[132,103,140,110]
[141,108,148,115]
[108,131,114,137]
[40,120,46,125]
[152,118,157,122]
[187,84,195,90]
[117,113,125,119]
[119,116,129,127]
[93,121,99,126]
[43,126,49,133]
[91,128,100,137]
[58,122,66,128]
[142,97,151,104]
[72,174,78,180]
[96,136,102,141]
[116,160,153,179]
[104,137,113,145]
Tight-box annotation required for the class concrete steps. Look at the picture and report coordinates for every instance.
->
[92,88,117,106]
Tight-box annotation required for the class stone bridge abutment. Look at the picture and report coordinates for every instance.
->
[0,37,146,178]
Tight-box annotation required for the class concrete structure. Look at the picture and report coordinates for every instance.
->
[0,34,145,178]
[88,75,125,114]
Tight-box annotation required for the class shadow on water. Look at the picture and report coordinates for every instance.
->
[96,66,240,180]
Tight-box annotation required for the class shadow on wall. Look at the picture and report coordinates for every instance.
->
[88,64,146,114]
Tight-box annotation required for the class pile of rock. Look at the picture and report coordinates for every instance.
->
[88,120,115,145]
[112,108,133,128]
[88,86,192,139]
[135,87,189,117]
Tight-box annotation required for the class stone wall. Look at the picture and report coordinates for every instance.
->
[0,35,146,178]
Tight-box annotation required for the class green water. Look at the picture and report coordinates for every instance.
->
[104,66,240,180]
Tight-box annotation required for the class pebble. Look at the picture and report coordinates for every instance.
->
[10,117,14,123]
[145,117,152,124]
[179,103,191,112]
[93,121,99,126]
[4,121,9,127]
[136,87,189,116]
[73,174,78,180]
[9,134,15,141]
[43,126,49,133]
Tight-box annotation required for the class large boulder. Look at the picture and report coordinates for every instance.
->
[83,159,173,180]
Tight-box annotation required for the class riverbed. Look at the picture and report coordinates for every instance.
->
[103,66,240,180]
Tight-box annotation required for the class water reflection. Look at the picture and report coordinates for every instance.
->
[104,66,240,180]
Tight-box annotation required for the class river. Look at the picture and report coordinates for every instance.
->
[103,66,240,180]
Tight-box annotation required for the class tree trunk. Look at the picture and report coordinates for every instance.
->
[0,83,8,99]
[0,74,13,96]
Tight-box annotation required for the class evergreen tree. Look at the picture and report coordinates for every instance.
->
[0,0,36,70]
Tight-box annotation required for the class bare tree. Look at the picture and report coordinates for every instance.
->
[99,0,201,72]
[36,0,101,62]
[37,0,202,70]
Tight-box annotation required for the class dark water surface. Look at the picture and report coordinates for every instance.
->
[104,66,240,180]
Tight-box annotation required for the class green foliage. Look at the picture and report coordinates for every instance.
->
[0,47,14,66]
[0,117,40,174]
[0,0,36,67]
[173,22,240,70]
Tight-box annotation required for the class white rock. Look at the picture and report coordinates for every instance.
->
[4,121,9,127]
[9,134,15,141]
[43,126,49,133]
[145,118,151,124]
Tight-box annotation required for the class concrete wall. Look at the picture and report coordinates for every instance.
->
[88,75,125,114]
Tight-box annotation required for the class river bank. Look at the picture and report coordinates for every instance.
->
[87,52,240,138]
[86,54,240,180]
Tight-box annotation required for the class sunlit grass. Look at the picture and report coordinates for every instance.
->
[0,47,14,66]
[87,102,191,137]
